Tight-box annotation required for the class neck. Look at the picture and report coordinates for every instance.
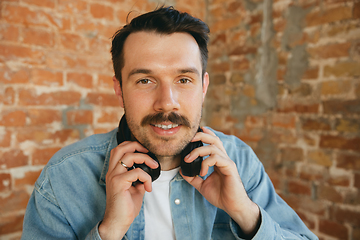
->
[156,155,181,171]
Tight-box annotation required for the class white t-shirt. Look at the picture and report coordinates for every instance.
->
[144,167,179,240]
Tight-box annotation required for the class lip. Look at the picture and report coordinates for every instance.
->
[150,123,181,136]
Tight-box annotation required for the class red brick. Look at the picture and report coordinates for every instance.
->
[210,62,230,73]
[17,129,79,145]
[58,0,88,14]
[0,130,11,147]
[0,68,29,84]
[67,72,93,88]
[0,173,11,191]
[0,44,44,61]
[319,219,348,239]
[2,4,70,30]
[234,127,264,142]
[230,45,257,56]
[330,206,360,226]
[86,93,119,107]
[356,82,360,98]
[28,109,61,126]
[328,174,350,187]
[324,61,360,77]
[22,0,55,8]
[299,165,325,181]
[288,180,312,196]
[272,114,296,129]
[353,227,360,240]
[317,184,343,203]
[354,1,360,18]
[74,18,118,39]
[308,150,332,167]
[302,67,319,79]
[0,87,15,105]
[301,118,331,131]
[320,135,360,152]
[281,147,304,162]
[211,16,243,32]
[22,27,55,47]
[337,153,360,171]
[355,173,360,189]
[19,89,81,106]
[308,42,351,59]
[60,33,86,51]
[0,214,24,235]
[321,80,351,96]
[90,3,114,20]
[0,110,26,127]
[335,118,360,133]
[98,74,113,88]
[97,110,123,124]
[306,6,353,26]
[323,99,360,115]
[0,24,19,42]
[0,190,29,214]
[89,37,111,54]
[278,101,319,114]
[232,59,250,71]
[31,69,63,86]
[0,150,28,168]
[66,110,93,125]
[32,147,61,165]
[14,170,41,187]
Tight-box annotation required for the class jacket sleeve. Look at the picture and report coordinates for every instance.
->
[21,185,101,240]
[229,146,318,240]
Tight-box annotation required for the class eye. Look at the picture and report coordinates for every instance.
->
[178,78,191,84]
[137,78,151,84]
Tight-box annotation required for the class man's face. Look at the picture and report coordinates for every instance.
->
[113,31,209,157]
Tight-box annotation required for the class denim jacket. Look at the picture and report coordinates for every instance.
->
[22,128,318,240]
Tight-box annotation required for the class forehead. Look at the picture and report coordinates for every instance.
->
[122,31,202,75]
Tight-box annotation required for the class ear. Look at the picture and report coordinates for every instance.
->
[202,72,209,102]
[113,76,124,108]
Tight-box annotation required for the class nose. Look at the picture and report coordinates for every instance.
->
[154,83,180,113]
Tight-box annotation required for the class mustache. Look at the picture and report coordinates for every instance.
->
[141,112,191,128]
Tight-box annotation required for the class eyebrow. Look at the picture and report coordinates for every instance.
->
[127,67,200,79]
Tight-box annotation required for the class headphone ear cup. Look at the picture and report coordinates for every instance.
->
[180,128,203,177]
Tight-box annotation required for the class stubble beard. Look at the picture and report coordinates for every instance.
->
[124,110,202,157]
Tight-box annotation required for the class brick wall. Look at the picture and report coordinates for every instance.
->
[0,0,205,238]
[204,0,360,239]
[1,0,359,239]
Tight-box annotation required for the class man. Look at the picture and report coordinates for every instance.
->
[22,6,318,240]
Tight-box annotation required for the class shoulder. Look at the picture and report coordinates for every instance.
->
[49,129,117,164]
[35,129,117,189]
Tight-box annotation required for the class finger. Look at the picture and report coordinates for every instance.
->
[199,154,237,177]
[183,144,225,164]
[113,167,153,192]
[108,141,149,173]
[180,170,204,192]
[117,152,159,171]
[109,152,159,182]
[191,130,226,153]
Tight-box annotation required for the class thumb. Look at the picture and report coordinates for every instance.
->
[180,169,204,192]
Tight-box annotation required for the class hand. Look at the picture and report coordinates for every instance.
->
[99,141,159,240]
[180,128,260,237]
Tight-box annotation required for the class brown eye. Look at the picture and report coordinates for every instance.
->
[138,79,150,84]
[179,78,190,84]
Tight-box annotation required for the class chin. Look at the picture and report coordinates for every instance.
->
[145,138,189,157]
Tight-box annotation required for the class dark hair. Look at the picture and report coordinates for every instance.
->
[111,6,210,85]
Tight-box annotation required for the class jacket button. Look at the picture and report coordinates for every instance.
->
[174,199,181,205]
